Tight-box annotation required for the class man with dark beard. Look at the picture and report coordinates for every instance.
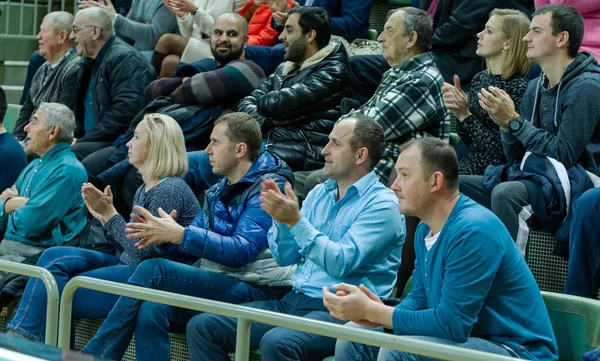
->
[188,6,354,193]
[80,12,266,207]
[144,12,264,107]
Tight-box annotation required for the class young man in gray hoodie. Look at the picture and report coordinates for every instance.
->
[459,4,600,243]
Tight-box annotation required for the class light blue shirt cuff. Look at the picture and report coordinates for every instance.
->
[289,216,319,250]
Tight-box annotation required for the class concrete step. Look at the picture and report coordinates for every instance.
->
[3,60,29,86]
[2,85,24,104]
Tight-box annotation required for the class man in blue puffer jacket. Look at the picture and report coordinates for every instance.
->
[82,112,296,361]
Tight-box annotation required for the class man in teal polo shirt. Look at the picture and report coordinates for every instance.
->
[0,102,87,264]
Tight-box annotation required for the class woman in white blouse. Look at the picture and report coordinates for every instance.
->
[150,0,247,77]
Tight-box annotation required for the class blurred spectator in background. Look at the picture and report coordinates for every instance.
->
[78,0,177,60]
[0,87,27,193]
[13,12,83,141]
[239,0,294,46]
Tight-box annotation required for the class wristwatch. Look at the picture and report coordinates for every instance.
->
[508,116,523,133]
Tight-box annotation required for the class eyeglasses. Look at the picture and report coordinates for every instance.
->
[72,25,94,34]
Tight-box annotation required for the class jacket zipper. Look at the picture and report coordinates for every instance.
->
[298,129,316,158]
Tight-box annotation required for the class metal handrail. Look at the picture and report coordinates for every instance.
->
[0,260,59,346]
[58,276,517,361]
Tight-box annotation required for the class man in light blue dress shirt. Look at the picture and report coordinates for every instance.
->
[186,114,406,361]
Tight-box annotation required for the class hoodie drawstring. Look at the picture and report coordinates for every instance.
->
[554,82,562,127]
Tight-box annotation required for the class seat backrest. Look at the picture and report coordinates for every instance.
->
[3,104,22,133]
[542,291,600,361]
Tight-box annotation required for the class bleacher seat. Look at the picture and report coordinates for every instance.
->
[3,104,21,133]
[542,291,600,361]
[368,29,378,41]
[526,230,569,294]
[449,133,460,147]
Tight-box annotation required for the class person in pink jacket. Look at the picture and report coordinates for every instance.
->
[535,0,600,60]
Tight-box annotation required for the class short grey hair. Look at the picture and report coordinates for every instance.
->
[39,102,76,144]
[389,7,432,53]
[44,11,74,35]
[77,7,114,38]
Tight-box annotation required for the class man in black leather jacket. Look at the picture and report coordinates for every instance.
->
[237,6,353,187]
[69,7,156,160]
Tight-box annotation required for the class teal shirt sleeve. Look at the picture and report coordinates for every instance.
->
[0,199,8,233]
[9,169,84,241]
[392,227,505,342]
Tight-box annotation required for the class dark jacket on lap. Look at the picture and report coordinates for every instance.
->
[237,41,352,172]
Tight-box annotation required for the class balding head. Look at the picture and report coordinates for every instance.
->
[70,8,113,59]
[210,12,249,66]
[215,12,248,37]
[38,11,74,62]
[76,8,113,38]
[43,11,74,35]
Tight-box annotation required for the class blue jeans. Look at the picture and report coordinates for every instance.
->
[186,291,346,361]
[184,150,223,192]
[565,188,600,298]
[7,247,135,342]
[83,258,284,361]
[335,323,515,361]
[185,141,268,192]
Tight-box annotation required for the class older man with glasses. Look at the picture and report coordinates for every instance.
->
[67,7,156,161]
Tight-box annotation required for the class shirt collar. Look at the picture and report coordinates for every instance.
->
[323,171,379,198]
[41,142,70,160]
[45,48,76,70]
[391,52,435,73]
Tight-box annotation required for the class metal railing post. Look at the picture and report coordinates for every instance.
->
[0,260,59,346]
[234,317,251,361]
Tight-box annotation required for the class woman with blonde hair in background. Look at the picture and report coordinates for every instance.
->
[442,8,534,175]
[6,113,200,343]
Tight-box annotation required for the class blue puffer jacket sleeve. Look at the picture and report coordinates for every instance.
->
[176,192,273,268]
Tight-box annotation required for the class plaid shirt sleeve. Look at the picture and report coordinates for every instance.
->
[351,67,446,143]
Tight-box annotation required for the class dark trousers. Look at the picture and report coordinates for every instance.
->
[349,54,389,104]
[81,146,117,189]
[564,188,600,299]
[72,141,112,162]
[458,175,530,241]
[245,44,286,76]
[186,291,345,361]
